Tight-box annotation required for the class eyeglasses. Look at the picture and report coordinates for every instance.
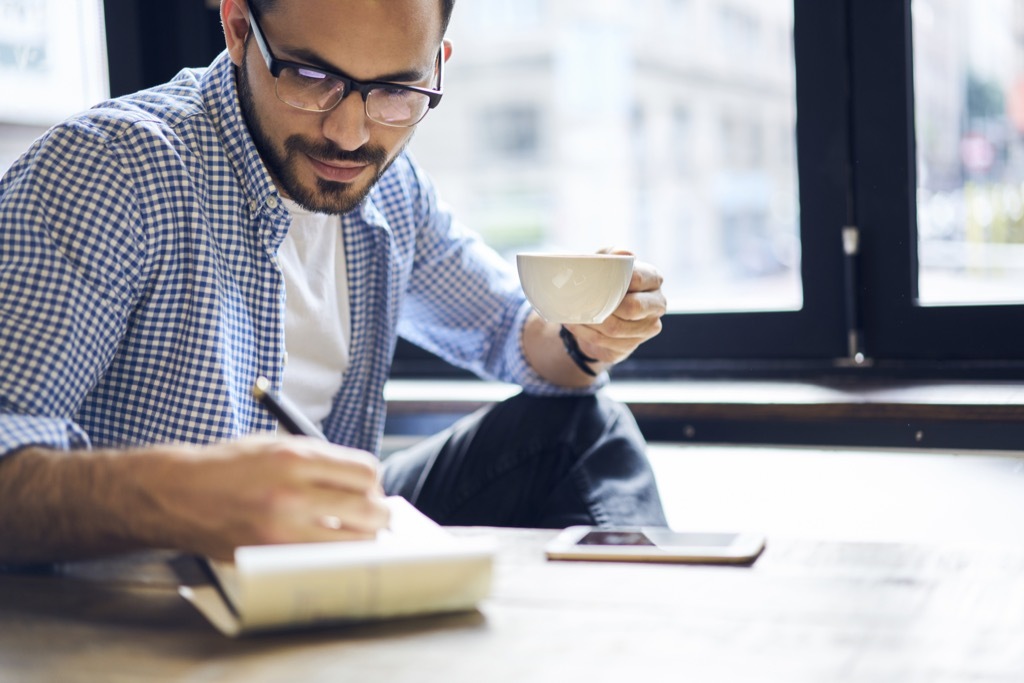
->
[247,9,444,127]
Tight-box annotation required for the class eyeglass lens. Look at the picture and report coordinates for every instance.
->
[276,66,432,125]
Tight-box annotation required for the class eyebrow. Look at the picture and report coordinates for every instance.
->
[282,45,431,84]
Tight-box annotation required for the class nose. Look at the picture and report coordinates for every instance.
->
[321,91,371,151]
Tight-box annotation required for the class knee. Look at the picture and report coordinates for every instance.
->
[584,393,646,449]
[507,392,645,451]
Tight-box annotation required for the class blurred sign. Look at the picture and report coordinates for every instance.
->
[960,132,995,174]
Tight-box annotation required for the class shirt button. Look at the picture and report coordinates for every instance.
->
[266,196,279,209]
[282,351,289,365]
[248,199,258,212]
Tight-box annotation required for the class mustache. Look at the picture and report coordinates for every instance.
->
[284,136,388,167]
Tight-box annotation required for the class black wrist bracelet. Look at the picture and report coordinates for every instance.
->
[559,325,598,377]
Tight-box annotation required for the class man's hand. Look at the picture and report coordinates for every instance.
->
[521,248,666,388]
[0,436,391,564]
[140,435,391,560]
[563,249,666,368]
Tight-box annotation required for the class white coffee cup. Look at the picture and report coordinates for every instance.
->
[516,253,635,324]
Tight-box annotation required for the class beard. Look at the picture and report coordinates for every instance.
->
[236,48,401,215]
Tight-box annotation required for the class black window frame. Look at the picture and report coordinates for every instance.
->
[850,0,1024,370]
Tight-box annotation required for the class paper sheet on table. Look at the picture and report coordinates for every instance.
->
[179,496,495,636]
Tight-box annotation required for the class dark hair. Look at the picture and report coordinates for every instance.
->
[248,0,457,38]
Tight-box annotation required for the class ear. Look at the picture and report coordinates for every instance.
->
[442,39,453,64]
[222,0,251,67]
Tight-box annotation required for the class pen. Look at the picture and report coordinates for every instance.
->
[251,376,328,440]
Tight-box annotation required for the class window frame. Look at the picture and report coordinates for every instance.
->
[850,0,1024,369]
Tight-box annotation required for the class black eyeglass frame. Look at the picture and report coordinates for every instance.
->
[247,8,444,126]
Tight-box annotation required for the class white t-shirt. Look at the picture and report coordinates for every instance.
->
[278,197,351,426]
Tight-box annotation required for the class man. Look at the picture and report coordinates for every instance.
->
[0,0,666,565]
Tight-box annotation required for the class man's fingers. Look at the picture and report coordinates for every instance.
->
[566,320,662,364]
[304,527,380,544]
[628,262,664,293]
[305,488,392,534]
[596,246,634,256]
[247,484,391,546]
[613,290,667,322]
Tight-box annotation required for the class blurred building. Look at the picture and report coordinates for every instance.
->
[411,0,800,310]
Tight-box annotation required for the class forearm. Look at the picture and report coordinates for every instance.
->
[0,446,158,564]
[521,312,606,389]
[0,436,390,565]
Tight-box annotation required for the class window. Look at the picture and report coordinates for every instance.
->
[403,0,1024,377]
[480,105,542,161]
[413,0,801,317]
[913,0,1024,306]
[671,106,692,176]
[847,0,1024,368]
[0,0,108,125]
[717,5,761,61]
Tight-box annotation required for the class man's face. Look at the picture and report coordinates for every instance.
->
[234,0,444,214]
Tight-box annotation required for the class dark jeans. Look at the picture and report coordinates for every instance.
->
[380,392,667,528]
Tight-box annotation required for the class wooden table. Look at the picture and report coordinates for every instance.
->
[2,529,1023,682]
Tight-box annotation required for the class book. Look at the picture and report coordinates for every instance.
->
[178,497,496,636]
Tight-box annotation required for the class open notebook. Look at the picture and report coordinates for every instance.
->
[179,497,496,636]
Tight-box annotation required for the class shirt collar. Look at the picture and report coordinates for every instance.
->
[200,51,282,223]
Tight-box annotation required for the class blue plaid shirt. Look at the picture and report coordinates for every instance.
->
[0,52,593,459]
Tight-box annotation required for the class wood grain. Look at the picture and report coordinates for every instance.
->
[2,531,1023,682]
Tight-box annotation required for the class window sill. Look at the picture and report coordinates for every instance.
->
[384,378,1024,451]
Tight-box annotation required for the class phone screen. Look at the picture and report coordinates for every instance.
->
[576,530,740,548]
[577,531,655,546]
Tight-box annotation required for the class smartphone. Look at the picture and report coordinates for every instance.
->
[544,526,766,565]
